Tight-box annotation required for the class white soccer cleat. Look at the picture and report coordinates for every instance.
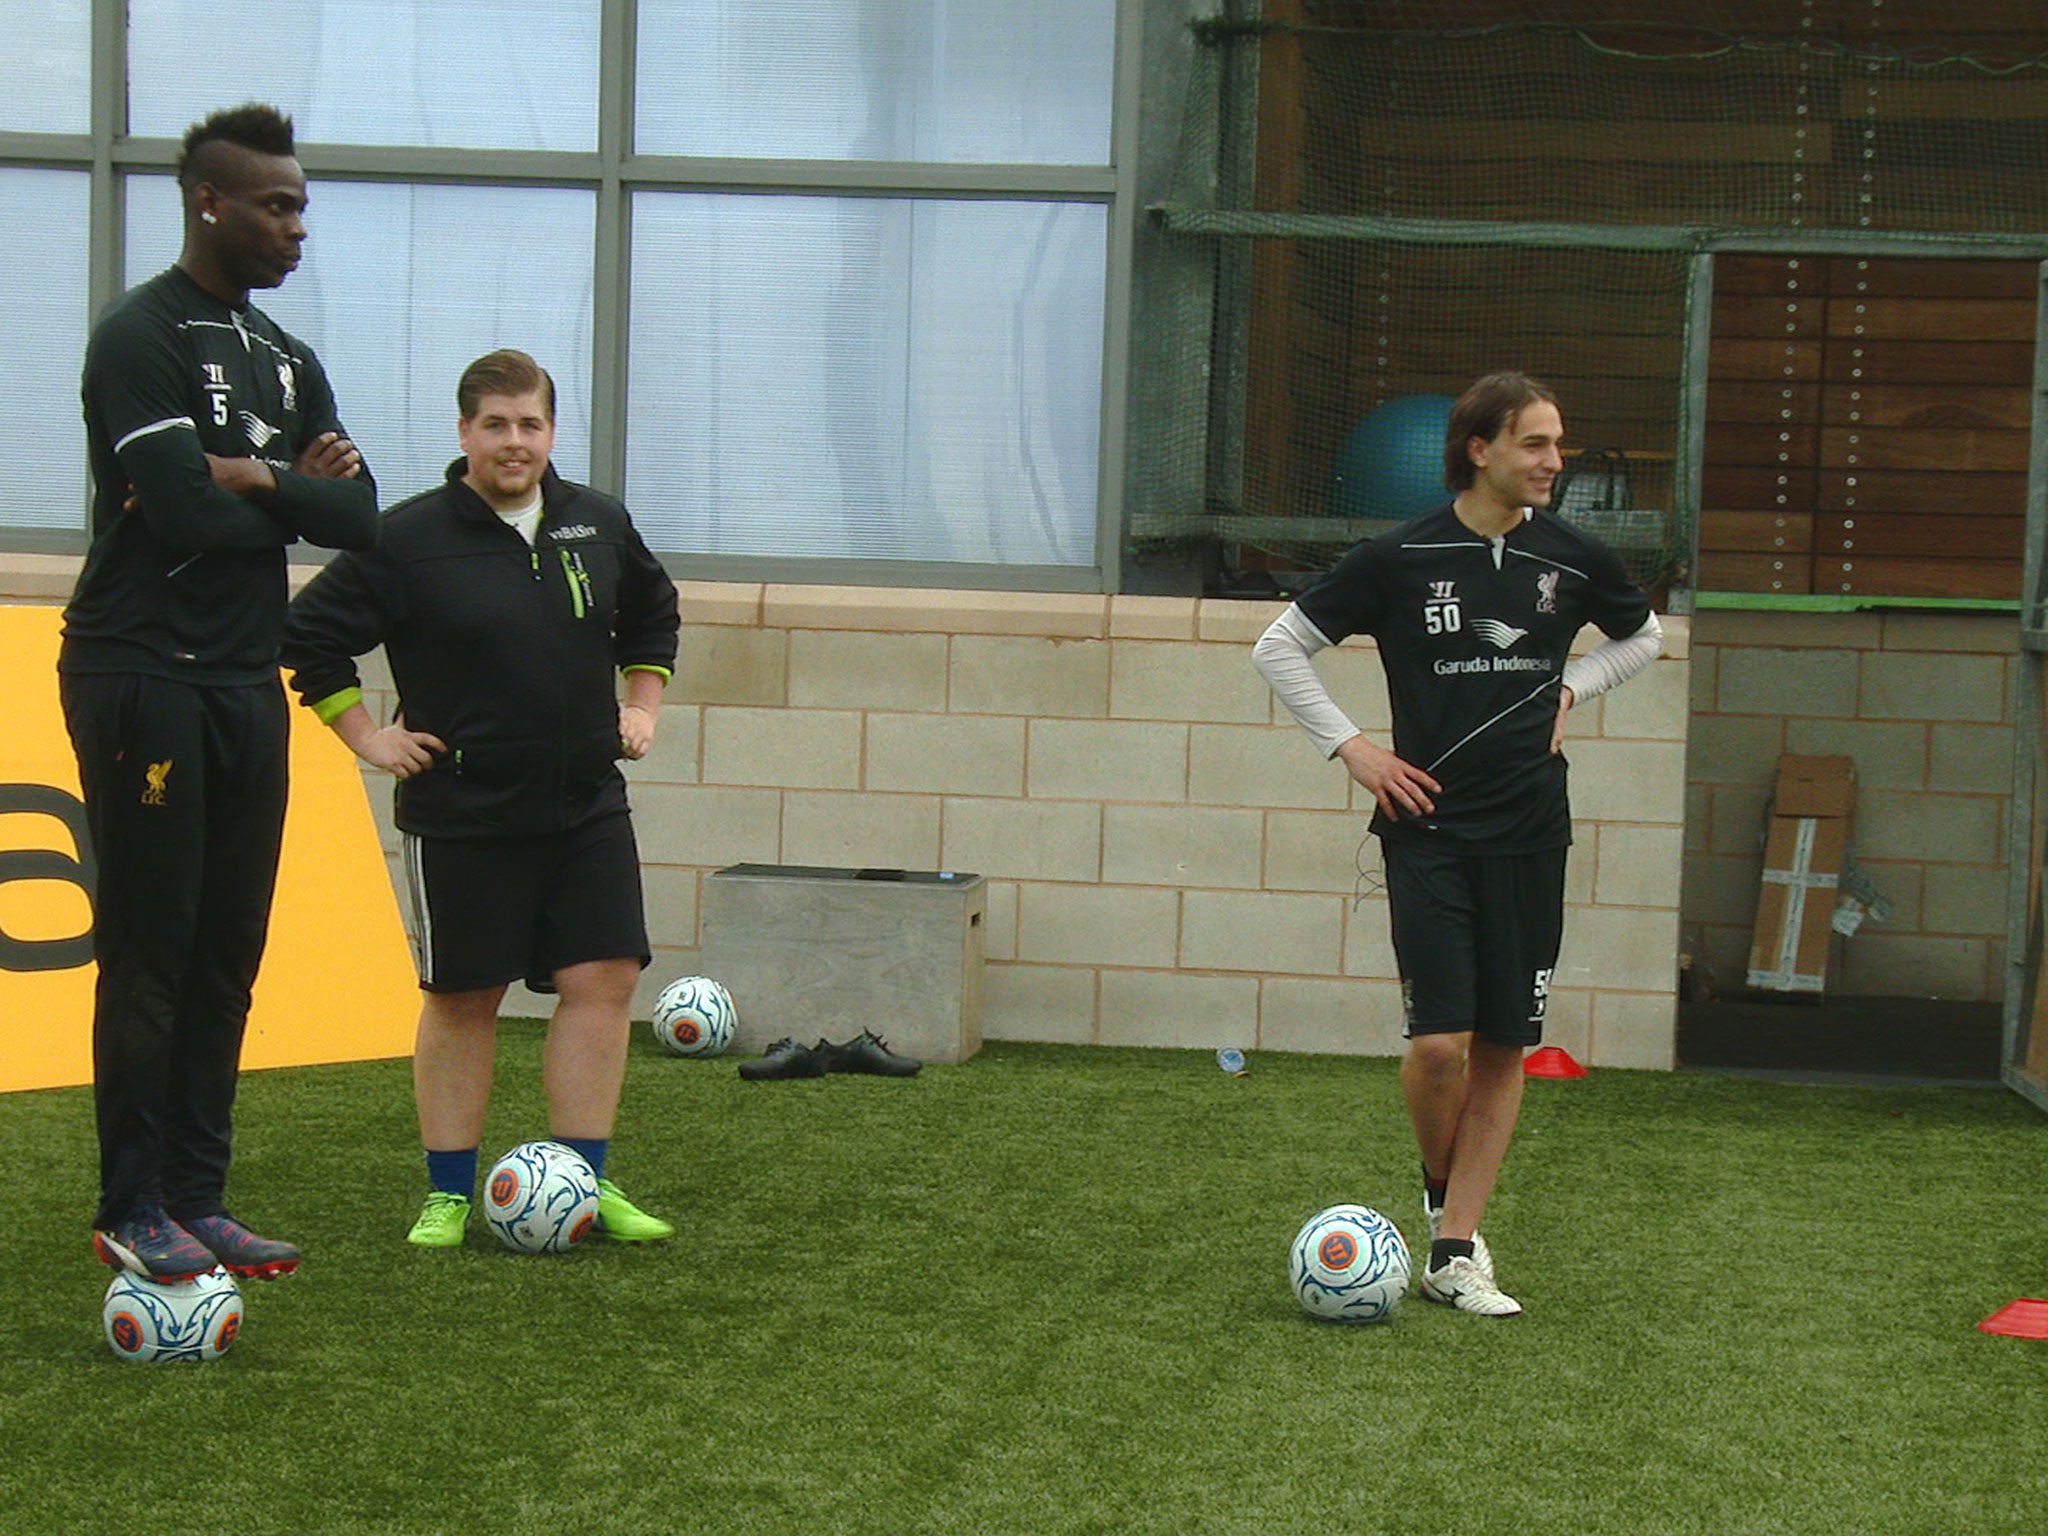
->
[1423,1199,1496,1283]
[1419,1253,1523,1317]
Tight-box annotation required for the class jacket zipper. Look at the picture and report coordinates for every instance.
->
[559,548,590,620]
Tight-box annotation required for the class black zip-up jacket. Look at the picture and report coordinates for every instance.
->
[280,461,680,839]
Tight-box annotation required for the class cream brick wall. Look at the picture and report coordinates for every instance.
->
[0,553,1689,1068]
[1103,804,1263,889]
[788,630,949,712]
[615,585,1689,1066]
[1683,609,2015,1003]
[781,790,940,870]
[1028,719,1188,802]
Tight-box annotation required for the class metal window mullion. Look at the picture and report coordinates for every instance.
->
[591,0,635,498]
[2006,647,2044,1108]
[79,0,127,532]
[2023,261,2048,644]
[1672,251,1714,615]
[88,0,124,307]
[619,155,1116,198]
[1092,0,1145,591]
[1204,0,1260,521]
[2001,261,2048,1110]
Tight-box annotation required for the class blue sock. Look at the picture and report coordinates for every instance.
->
[426,1147,478,1199]
[558,1136,607,1181]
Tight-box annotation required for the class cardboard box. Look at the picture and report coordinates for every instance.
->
[1747,755,1856,995]
[1771,754,1857,818]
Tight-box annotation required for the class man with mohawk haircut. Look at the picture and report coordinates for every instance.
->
[62,102,377,1285]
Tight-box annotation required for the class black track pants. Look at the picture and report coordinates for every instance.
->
[60,672,288,1227]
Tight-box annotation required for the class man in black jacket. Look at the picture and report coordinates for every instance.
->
[281,349,680,1249]
[62,102,378,1283]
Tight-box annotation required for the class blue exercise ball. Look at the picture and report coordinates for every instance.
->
[1331,393,1456,521]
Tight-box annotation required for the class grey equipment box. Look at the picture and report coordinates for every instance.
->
[699,864,984,1065]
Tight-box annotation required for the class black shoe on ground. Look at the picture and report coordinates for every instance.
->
[738,1037,830,1080]
[822,1030,922,1077]
[182,1212,302,1279]
[92,1208,215,1282]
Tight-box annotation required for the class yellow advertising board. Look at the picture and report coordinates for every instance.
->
[0,606,418,1093]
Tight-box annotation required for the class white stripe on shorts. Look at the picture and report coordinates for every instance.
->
[401,832,432,985]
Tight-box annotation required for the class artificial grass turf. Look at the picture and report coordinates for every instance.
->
[3,1032,2044,1535]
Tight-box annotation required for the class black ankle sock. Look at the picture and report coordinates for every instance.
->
[1422,1165,1448,1211]
[1429,1238,1474,1271]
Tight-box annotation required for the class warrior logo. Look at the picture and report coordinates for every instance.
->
[141,760,172,807]
[202,363,231,428]
[1535,570,1561,615]
[1423,579,1462,636]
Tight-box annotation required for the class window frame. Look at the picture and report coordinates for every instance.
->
[0,0,1139,592]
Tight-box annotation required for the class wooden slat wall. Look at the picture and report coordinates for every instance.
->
[1237,5,2048,584]
[1703,255,2033,599]
[1702,255,1822,593]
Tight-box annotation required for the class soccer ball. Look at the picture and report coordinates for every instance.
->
[1288,1204,1410,1323]
[650,975,737,1057]
[484,1141,600,1254]
[103,1268,243,1363]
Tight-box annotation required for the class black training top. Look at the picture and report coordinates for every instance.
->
[1294,501,1651,853]
[61,266,378,686]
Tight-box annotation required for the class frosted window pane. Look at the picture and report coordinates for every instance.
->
[627,193,1103,566]
[129,0,600,152]
[126,177,596,502]
[636,0,1113,164]
[2,1,89,134]
[0,170,89,529]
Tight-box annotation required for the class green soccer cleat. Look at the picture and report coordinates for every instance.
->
[406,1191,472,1248]
[595,1179,674,1242]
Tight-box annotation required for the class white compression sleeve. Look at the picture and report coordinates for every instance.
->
[1561,612,1664,703]
[1251,604,1362,759]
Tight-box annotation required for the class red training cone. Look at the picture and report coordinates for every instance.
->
[1977,1299,2048,1339]
[1523,1046,1587,1078]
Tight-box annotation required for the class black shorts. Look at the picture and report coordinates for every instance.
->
[1382,839,1567,1048]
[400,814,650,994]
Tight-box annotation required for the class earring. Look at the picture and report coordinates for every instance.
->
[201,211,218,225]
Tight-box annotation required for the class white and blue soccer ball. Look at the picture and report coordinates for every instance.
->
[650,975,737,1057]
[485,1140,600,1254]
[103,1267,243,1363]
[1288,1204,1410,1323]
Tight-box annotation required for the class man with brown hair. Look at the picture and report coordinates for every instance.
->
[281,349,680,1249]
[1253,372,1662,1315]
[63,102,377,1284]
